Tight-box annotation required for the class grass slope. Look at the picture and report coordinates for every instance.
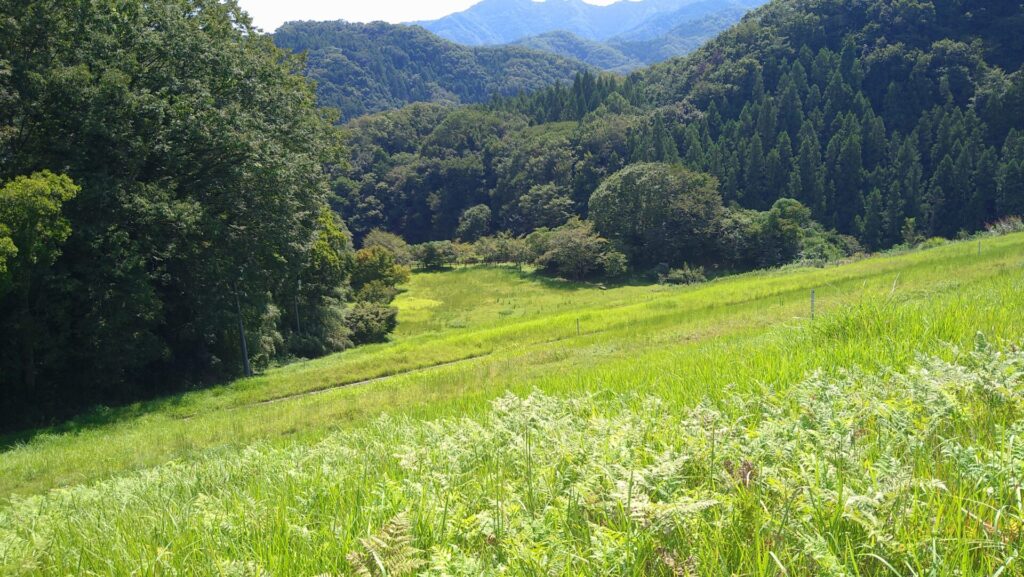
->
[2,235,1023,501]
[3,235,1024,575]
[1,235,1023,574]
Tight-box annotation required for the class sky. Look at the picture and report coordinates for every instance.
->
[236,0,623,32]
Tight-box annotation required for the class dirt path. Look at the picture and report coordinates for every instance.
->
[251,354,490,408]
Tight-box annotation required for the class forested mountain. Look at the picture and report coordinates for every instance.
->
[419,0,766,70]
[512,0,763,72]
[0,1,408,430]
[274,21,588,121]
[512,32,642,73]
[416,0,690,45]
[339,0,1024,262]
[609,0,763,66]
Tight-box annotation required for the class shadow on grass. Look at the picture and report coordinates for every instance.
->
[0,389,197,452]
[413,264,629,292]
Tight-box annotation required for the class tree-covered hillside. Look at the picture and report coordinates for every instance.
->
[512,31,642,73]
[416,0,690,45]
[339,0,1024,262]
[610,1,762,66]
[511,0,764,73]
[274,21,588,121]
[634,0,1024,245]
[0,0,407,430]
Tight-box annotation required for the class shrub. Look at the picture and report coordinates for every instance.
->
[354,279,399,304]
[250,302,284,371]
[351,246,410,291]
[986,215,1024,235]
[471,232,531,266]
[918,237,949,250]
[362,229,413,266]
[799,231,861,266]
[413,241,458,270]
[451,241,478,265]
[471,235,501,263]
[286,295,352,359]
[534,218,608,280]
[601,250,629,278]
[659,263,706,285]
[345,302,399,345]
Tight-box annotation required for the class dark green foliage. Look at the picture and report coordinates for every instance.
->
[345,302,399,345]
[414,241,459,270]
[274,21,587,122]
[343,0,1024,268]
[530,218,610,280]
[659,263,707,285]
[510,184,576,232]
[512,32,642,73]
[456,205,493,242]
[589,163,722,267]
[758,198,812,267]
[0,1,399,430]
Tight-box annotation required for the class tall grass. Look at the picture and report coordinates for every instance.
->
[2,341,1022,575]
[1,234,1022,498]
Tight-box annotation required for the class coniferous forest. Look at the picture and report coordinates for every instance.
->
[339,0,1024,263]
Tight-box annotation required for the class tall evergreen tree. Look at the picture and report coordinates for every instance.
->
[927,154,958,236]
[858,188,885,250]
[743,134,768,208]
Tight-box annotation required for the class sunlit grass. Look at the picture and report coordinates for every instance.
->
[1,232,1022,509]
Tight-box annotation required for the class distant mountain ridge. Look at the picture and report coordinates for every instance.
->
[415,0,692,46]
[274,21,589,121]
[512,31,643,73]
[272,1,769,122]
[510,0,764,72]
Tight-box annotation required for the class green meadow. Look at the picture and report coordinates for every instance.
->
[2,233,1024,575]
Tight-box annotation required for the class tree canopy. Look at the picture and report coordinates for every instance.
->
[0,0,402,430]
[339,0,1024,267]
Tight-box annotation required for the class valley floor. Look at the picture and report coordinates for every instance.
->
[2,234,1024,575]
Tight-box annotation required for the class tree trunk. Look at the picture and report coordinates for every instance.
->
[234,287,252,378]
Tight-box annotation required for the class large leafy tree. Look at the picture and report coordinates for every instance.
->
[0,0,352,428]
[0,225,13,282]
[0,171,78,408]
[532,218,609,280]
[589,163,723,267]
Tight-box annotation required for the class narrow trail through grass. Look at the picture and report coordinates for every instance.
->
[249,355,491,408]
[1,234,1023,498]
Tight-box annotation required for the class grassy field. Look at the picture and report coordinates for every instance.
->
[2,234,1024,575]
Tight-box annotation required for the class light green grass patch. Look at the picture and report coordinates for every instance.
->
[1,234,1023,502]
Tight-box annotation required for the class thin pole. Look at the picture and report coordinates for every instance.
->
[294,279,302,335]
[811,289,816,321]
[235,287,252,377]
[576,318,581,336]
